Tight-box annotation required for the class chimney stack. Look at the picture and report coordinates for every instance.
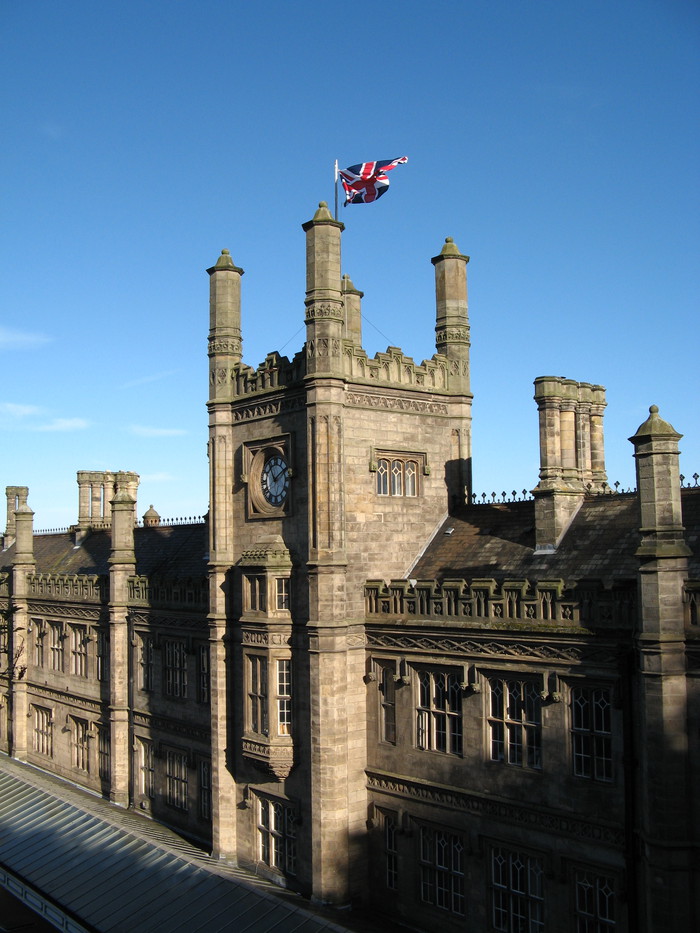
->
[532,377,607,552]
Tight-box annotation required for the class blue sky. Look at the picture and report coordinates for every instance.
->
[1,0,698,530]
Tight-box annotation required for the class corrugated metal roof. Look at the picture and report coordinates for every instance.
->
[0,757,354,933]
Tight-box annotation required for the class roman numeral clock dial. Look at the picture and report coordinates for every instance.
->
[261,454,290,506]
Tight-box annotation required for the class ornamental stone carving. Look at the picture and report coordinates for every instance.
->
[367,771,624,846]
[242,738,294,780]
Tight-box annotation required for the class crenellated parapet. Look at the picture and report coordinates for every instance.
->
[224,343,465,399]
[365,577,636,629]
[28,573,107,603]
[128,574,208,608]
[225,351,304,398]
[343,344,452,390]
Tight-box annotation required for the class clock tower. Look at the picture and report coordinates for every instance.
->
[206,204,472,904]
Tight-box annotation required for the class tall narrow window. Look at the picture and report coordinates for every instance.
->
[198,644,210,704]
[96,630,108,682]
[416,670,463,755]
[490,847,544,933]
[276,659,292,736]
[571,687,612,782]
[488,678,542,769]
[33,706,53,757]
[164,639,188,698]
[419,825,465,916]
[70,626,88,677]
[257,797,297,876]
[275,577,290,610]
[166,750,189,810]
[49,624,63,672]
[574,870,615,931]
[385,813,398,890]
[199,758,212,821]
[34,622,45,668]
[376,459,389,495]
[379,664,397,745]
[139,636,154,691]
[97,724,110,780]
[139,738,155,798]
[245,574,267,611]
[248,655,268,735]
[72,717,89,772]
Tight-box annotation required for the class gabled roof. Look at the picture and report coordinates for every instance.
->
[1,523,208,579]
[411,489,700,584]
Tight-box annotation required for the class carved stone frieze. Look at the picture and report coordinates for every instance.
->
[27,602,103,622]
[133,711,210,743]
[28,685,103,711]
[242,630,292,647]
[366,629,618,666]
[304,303,344,321]
[367,771,624,847]
[435,327,471,344]
[232,395,305,424]
[29,574,106,603]
[346,393,449,415]
[242,738,294,780]
[208,337,242,355]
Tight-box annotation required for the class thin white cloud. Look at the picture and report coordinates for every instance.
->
[120,370,179,389]
[130,425,187,438]
[0,327,51,349]
[0,402,41,419]
[35,418,90,432]
[140,472,176,483]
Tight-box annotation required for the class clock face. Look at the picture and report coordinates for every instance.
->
[261,454,290,506]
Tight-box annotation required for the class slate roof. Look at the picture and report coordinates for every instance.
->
[0,524,208,579]
[0,755,384,933]
[411,489,700,584]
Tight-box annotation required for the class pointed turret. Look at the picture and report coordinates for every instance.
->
[207,248,244,402]
[342,273,363,347]
[302,202,345,375]
[431,236,470,392]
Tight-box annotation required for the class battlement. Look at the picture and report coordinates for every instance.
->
[225,344,460,401]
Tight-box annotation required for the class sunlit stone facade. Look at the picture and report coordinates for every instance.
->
[1,205,698,932]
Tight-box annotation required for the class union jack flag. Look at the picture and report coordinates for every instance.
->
[338,156,408,205]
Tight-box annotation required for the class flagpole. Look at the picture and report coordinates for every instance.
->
[334,159,339,220]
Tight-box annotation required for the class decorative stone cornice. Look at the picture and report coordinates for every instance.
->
[367,770,624,847]
[26,602,104,622]
[346,393,449,415]
[232,395,305,423]
[365,628,618,666]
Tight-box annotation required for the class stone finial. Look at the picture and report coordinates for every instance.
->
[431,236,469,263]
[312,201,334,222]
[630,405,681,441]
[207,248,244,276]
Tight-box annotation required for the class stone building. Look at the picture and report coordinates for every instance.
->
[1,202,698,932]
